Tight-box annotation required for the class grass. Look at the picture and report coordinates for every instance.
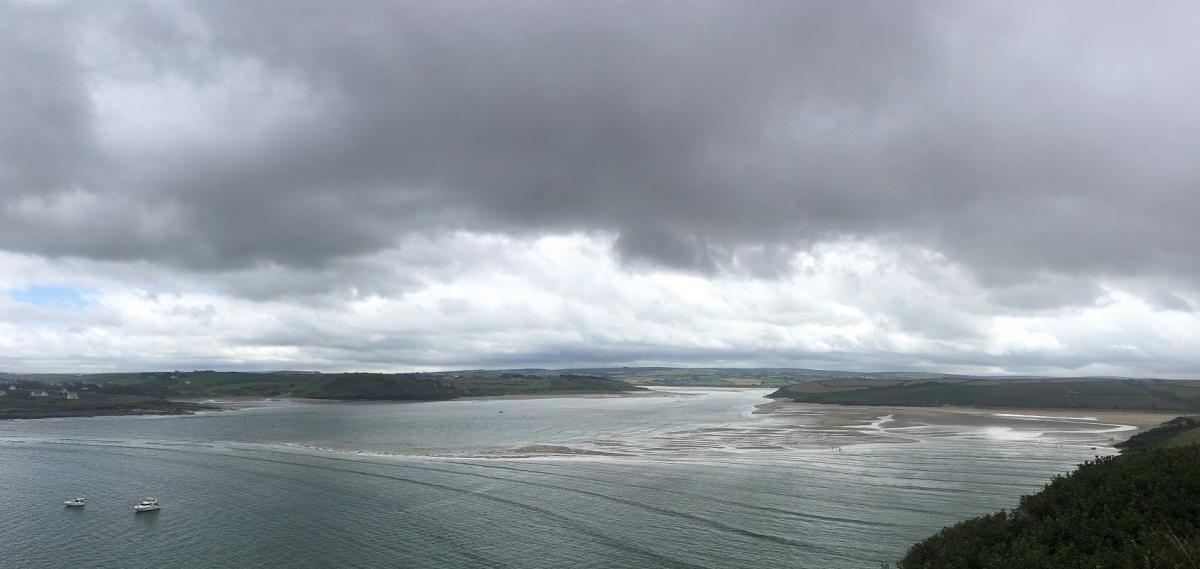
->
[1166,426,1200,448]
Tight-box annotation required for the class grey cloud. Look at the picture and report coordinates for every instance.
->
[984,275,1105,312]
[0,6,100,195]
[0,1,941,264]
[3,0,1200,308]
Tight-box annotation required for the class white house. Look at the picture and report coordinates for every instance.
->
[65,392,80,400]
[30,391,49,397]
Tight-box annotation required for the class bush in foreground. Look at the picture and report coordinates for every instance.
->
[900,445,1200,569]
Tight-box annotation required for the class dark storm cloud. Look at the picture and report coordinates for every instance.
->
[3,1,1200,296]
[0,7,99,195]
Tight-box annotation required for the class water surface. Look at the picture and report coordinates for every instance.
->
[0,388,1125,568]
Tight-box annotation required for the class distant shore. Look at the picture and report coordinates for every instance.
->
[0,401,212,421]
[458,388,689,401]
[3,392,1181,450]
[190,387,688,406]
[1,390,674,421]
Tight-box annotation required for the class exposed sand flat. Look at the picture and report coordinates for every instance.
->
[457,389,686,401]
[932,406,1177,428]
[761,401,1176,428]
[469,444,632,458]
[189,393,1176,456]
[178,397,340,411]
[778,379,906,394]
[753,401,1178,450]
[184,389,682,412]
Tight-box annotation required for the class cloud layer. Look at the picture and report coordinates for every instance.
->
[3,1,1200,374]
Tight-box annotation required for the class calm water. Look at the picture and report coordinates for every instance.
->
[0,389,1124,568]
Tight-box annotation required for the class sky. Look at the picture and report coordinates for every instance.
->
[3,1,1200,376]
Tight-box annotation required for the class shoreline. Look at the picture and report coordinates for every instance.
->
[756,399,1177,427]
[3,393,1181,452]
[0,389,658,420]
[0,402,213,421]
[189,388,673,410]
[456,388,687,401]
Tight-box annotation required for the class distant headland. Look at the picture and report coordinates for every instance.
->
[0,369,643,420]
[4,366,1200,420]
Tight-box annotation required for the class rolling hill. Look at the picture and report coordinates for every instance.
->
[768,377,1200,412]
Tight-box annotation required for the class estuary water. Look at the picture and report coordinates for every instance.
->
[0,388,1131,568]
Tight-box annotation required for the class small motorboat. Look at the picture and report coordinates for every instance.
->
[133,497,160,512]
[63,497,85,507]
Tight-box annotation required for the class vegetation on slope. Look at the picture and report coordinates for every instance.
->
[770,377,1200,412]
[284,372,640,400]
[14,366,1189,392]
[0,371,642,419]
[0,384,207,420]
[1115,416,1200,452]
[899,444,1200,568]
[572,367,967,387]
[5,371,643,401]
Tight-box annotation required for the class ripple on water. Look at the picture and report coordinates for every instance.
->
[0,390,1126,568]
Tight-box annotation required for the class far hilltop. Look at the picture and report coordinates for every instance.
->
[4,367,1197,414]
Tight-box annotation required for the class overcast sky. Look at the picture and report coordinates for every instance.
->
[3,1,1200,375]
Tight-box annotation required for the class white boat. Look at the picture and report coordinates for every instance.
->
[63,497,85,507]
[133,497,160,512]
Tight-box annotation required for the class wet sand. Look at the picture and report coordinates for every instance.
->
[765,402,1173,428]
[192,393,1177,455]
[458,389,686,401]
[177,396,338,412]
[754,401,1176,450]
[186,389,681,412]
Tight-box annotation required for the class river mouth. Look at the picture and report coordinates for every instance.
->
[0,388,1169,569]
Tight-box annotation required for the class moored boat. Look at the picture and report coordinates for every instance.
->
[133,497,160,512]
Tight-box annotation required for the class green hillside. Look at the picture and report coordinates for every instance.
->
[0,371,642,419]
[0,389,206,419]
[770,377,1200,412]
[5,371,643,401]
[899,444,1200,568]
[1115,416,1200,452]
[10,367,1180,392]
[576,367,968,387]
